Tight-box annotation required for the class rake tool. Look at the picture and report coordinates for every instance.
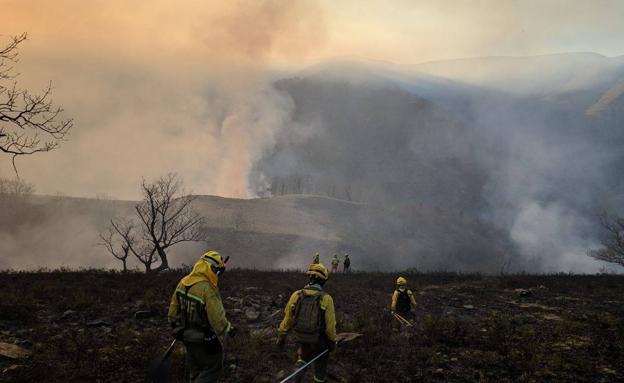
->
[393,312,413,327]
[278,332,362,383]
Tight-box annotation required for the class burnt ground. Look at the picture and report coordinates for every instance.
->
[0,270,623,382]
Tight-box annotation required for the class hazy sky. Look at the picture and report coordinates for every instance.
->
[1,0,623,198]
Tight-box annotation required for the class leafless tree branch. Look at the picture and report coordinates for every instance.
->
[588,212,624,268]
[100,173,207,273]
[0,33,72,175]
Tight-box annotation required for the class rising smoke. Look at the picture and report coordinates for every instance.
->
[2,1,624,272]
[251,56,624,273]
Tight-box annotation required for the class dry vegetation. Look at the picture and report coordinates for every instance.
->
[0,270,623,382]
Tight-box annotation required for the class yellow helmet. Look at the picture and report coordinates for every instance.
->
[306,263,329,280]
[396,276,407,286]
[201,250,225,267]
[201,250,228,276]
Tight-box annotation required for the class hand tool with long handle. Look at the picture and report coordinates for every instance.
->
[147,339,178,383]
[393,312,413,327]
[278,332,361,383]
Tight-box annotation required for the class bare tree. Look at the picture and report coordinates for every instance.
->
[99,223,134,272]
[0,177,35,227]
[588,212,624,268]
[1,33,72,175]
[0,177,34,195]
[101,173,206,273]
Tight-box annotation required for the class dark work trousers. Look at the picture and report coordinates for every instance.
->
[295,337,330,383]
[184,338,224,383]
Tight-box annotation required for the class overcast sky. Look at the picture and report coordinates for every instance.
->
[1,0,623,198]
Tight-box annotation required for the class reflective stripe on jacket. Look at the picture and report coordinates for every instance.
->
[168,280,232,335]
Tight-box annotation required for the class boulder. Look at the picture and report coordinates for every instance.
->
[0,342,31,359]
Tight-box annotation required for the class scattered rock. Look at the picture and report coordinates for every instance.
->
[463,305,474,310]
[245,309,260,321]
[2,364,22,374]
[519,289,533,298]
[553,335,592,349]
[0,342,31,359]
[86,319,110,327]
[226,297,243,305]
[62,310,77,319]
[267,309,282,319]
[250,328,273,339]
[14,339,32,347]
[276,369,286,380]
[133,310,155,320]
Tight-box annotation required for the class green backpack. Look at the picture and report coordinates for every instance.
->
[293,290,325,344]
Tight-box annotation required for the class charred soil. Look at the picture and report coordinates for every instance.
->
[0,270,623,382]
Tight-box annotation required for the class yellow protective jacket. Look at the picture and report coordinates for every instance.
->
[278,284,336,342]
[168,259,232,335]
[391,288,417,312]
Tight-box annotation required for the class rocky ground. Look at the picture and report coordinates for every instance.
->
[0,270,623,382]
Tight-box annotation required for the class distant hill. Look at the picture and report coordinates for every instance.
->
[250,55,624,273]
[0,193,509,272]
[4,53,623,273]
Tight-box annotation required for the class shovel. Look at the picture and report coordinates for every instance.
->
[278,332,362,383]
[147,339,178,383]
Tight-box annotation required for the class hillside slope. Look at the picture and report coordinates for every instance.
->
[0,194,509,272]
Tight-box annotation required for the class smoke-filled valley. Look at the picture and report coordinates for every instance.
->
[250,54,624,272]
[2,54,624,273]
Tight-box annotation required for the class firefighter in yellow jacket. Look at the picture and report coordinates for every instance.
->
[391,276,417,317]
[277,263,337,383]
[168,251,237,383]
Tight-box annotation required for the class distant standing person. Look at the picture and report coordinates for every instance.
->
[331,254,340,273]
[343,254,351,273]
[391,276,417,319]
[313,252,320,264]
[168,251,237,382]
